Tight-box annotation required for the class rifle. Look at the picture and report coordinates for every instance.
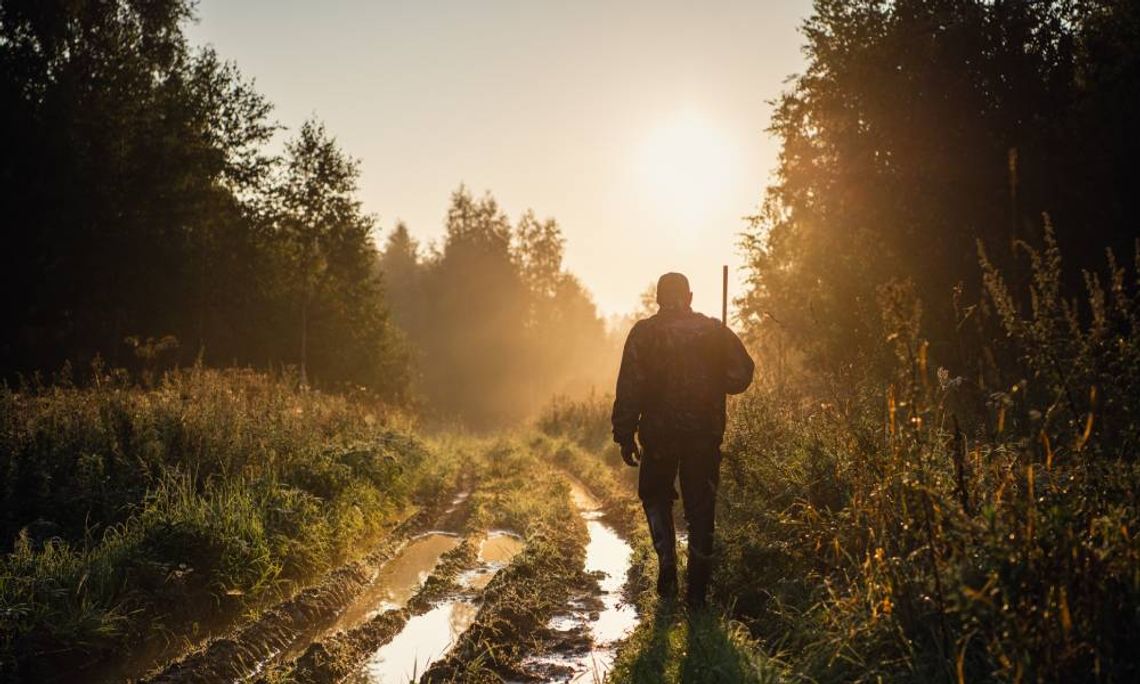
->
[722,264,728,328]
[721,264,733,461]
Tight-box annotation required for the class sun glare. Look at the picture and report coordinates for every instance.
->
[637,112,733,232]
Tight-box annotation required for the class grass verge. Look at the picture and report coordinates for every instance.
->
[0,367,460,680]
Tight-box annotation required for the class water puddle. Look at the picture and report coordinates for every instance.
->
[463,530,525,590]
[480,529,525,563]
[523,477,638,683]
[336,532,461,628]
[349,530,524,683]
[444,490,469,515]
[582,519,637,648]
[348,601,480,684]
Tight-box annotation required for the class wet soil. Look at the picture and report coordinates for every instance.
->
[282,539,479,683]
[346,531,524,683]
[516,477,639,683]
[137,488,473,683]
[419,473,641,684]
[127,466,641,684]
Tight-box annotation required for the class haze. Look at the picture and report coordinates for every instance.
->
[187,0,812,318]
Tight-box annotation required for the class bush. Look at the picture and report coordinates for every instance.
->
[716,232,1140,682]
[0,367,449,677]
[537,392,614,450]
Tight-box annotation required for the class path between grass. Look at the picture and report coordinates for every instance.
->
[539,434,789,684]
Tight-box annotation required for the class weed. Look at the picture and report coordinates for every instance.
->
[0,367,455,679]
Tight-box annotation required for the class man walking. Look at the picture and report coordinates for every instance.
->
[612,272,754,610]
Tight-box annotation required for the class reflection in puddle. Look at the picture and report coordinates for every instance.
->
[583,520,637,648]
[444,491,469,515]
[240,531,461,676]
[336,533,460,630]
[480,530,525,563]
[463,530,524,590]
[350,600,479,684]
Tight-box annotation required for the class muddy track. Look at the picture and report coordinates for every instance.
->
[144,457,643,684]
[519,475,641,683]
[278,538,480,682]
[423,471,641,684]
[420,533,592,681]
[140,484,474,683]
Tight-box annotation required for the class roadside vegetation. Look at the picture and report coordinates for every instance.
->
[0,367,460,680]
[717,234,1140,682]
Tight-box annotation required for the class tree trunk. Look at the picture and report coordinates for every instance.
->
[300,294,309,388]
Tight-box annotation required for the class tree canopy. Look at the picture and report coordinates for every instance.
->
[741,0,1140,381]
[381,187,612,427]
[1,0,405,398]
[0,1,614,413]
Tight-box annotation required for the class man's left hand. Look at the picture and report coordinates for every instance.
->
[620,439,642,467]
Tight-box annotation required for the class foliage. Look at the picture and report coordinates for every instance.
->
[718,239,1140,681]
[380,187,614,427]
[537,392,615,451]
[730,2,1140,676]
[265,119,410,395]
[0,367,454,678]
[0,1,407,398]
[741,0,1140,380]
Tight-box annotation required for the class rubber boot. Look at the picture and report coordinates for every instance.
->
[685,548,712,611]
[642,500,677,599]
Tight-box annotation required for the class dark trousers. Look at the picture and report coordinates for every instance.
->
[638,435,721,598]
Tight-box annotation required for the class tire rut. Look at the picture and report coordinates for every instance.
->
[421,472,640,684]
[140,485,474,683]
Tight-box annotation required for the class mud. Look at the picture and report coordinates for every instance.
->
[350,601,480,683]
[282,539,478,683]
[334,533,461,630]
[517,477,638,683]
[347,531,523,682]
[133,471,636,684]
[140,487,473,683]
[418,474,640,684]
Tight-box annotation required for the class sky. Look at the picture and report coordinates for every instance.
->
[187,0,813,318]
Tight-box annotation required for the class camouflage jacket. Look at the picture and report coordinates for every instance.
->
[611,307,755,447]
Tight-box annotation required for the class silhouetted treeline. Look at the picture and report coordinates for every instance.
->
[742,0,1140,381]
[380,188,613,427]
[0,1,404,398]
[0,0,614,414]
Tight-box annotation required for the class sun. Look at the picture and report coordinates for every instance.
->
[637,111,733,231]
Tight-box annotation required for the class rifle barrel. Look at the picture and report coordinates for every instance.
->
[722,265,728,327]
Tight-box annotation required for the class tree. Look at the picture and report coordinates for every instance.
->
[379,222,421,321]
[375,188,614,426]
[515,210,565,300]
[0,0,275,374]
[416,187,528,424]
[741,0,1140,382]
[269,119,407,396]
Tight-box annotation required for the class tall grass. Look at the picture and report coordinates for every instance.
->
[717,231,1140,682]
[0,367,456,678]
[537,391,614,451]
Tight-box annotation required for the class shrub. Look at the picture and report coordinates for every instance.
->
[537,392,613,450]
[0,367,446,677]
[716,232,1140,682]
